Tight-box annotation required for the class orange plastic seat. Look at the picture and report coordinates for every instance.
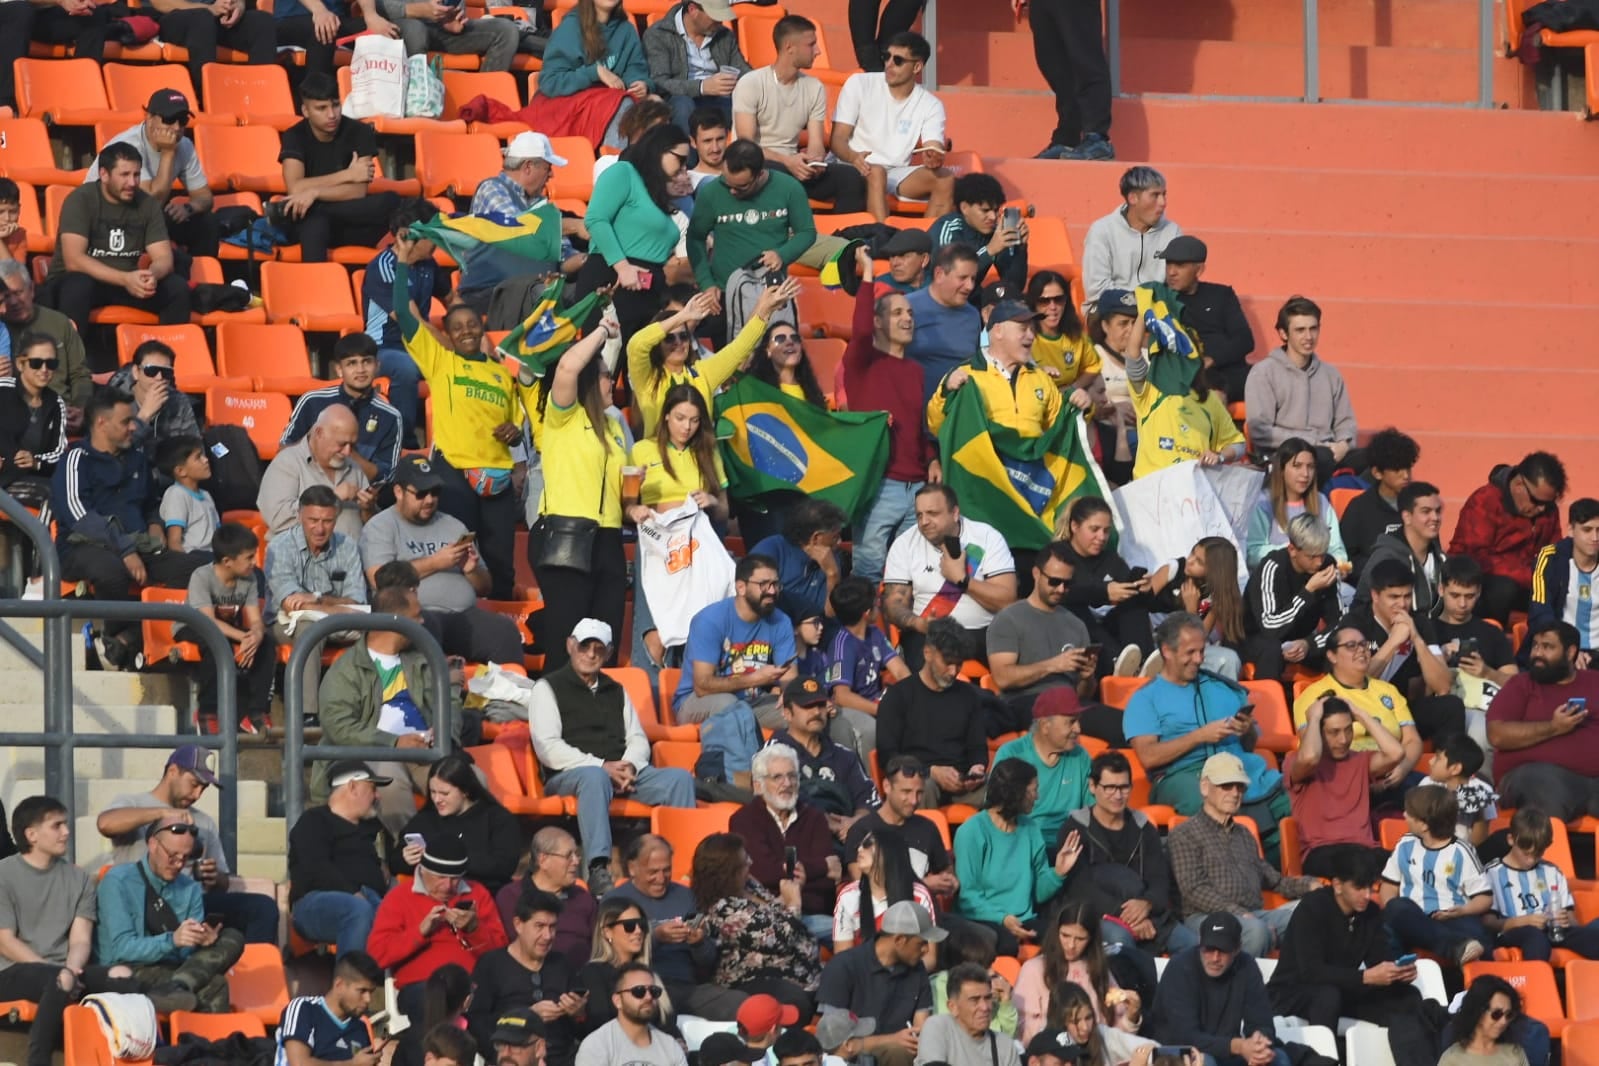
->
[1328,486,1360,518]
[15,59,135,128]
[1567,1020,1599,1066]
[415,130,504,199]
[0,117,84,186]
[0,1000,38,1024]
[141,586,203,666]
[116,323,243,393]
[546,137,598,202]
[604,666,697,743]
[736,7,787,70]
[103,64,235,126]
[467,741,542,813]
[652,739,701,774]
[1026,215,1077,275]
[260,261,364,334]
[918,807,953,852]
[806,337,846,402]
[65,1003,150,1066]
[195,124,288,194]
[226,943,291,1028]
[336,68,468,136]
[650,803,739,880]
[205,387,293,460]
[170,1009,268,1042]
[1240,680,1299,753]
[794,281,854,340]
[1462,960,1565,1032]
[201,62,300,130]
[1098,675,1148,709]
[1378,818,1407,851]
[215,322,327,395]
[1277,814,1304,876]
[442,70,528,136]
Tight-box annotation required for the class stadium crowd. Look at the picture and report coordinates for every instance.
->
[0,3,1597,1066]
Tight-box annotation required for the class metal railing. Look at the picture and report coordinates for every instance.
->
[0,489,242,865]
[280,612,455,832]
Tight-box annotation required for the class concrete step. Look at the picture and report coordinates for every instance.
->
[237,852,287,881]
[0,617,86,670]
[0,669,189,711]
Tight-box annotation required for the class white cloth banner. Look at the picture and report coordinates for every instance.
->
[638,500,736,648]
[1110,462,1264,581]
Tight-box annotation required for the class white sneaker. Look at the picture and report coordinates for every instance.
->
[1140,650,1164,678]
[1113,645,1142,677]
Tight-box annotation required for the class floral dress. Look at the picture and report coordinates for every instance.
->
[708,879,822,991]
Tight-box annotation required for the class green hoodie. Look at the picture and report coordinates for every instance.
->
[539,13,652,97]
[686,170,818,289]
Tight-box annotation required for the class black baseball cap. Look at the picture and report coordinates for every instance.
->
[491,1008,546,1047]
[146,89,192,121]
[783,676,829,707]
[392,454,445,494]
[1198,911,1243,953]
[700,1033,766,1066]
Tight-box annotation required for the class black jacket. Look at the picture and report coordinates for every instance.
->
[1269,886,1393,996]
[1353,531,1446,618]
[1179,279,1255,400]
[1058,806,1176,916]
[391,799,525,894]
[0,378,67,489]
[1340,487,1401,583]
[1246,546,1342,643]
[1151,947,1276,1060]
[287,805,391,903]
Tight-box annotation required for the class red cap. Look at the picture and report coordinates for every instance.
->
[1032,687,1084,720]
[736,994,799,1039]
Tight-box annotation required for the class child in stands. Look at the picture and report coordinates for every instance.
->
[0,178,29,263]
[1485,807,1599,962]
[1424,732,1498,849]
[157,435,220,555]
[1380,784,1493,967]
[182,522,276,734]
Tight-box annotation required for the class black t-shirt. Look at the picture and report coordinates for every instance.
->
[46,183,169,279]
[843,810,952,877]
[468,949,576,1066]
[278,116,380,179]
[1434,618,1514,668]
[817,942,932,1032]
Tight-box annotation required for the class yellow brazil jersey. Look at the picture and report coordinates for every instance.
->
[927,360,1063,439]
[404,324,538,471]
[1128,379,1245,479]
[539,401,627,529]
[630,439,727,507]
[626,314,767,437]
[1031,330,1102,390]
[1292,674,1416,751]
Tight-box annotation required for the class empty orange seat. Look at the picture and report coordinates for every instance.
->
[227,943,291,1028]
[215,322,327,395]
[1240,680,1298,753]
[201,62,299,130]
[0,117,84,186]
[103,64,234,126]
[651,804,739,880]
[1098,675,1148,709]
[195,124,287,194]
[546,137,598,202]
[442,70,529,136]
[15,59,135,128]
[260,261,364,334]
[415,130,503,199]
[205,387,293,460]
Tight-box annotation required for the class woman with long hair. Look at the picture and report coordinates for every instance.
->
[577,897,677,1035]
[1053,496,1173,679]
[625,283,796,437]
[730,320,832,544]
[953,758,1081,957]
[1146,537,1259,680]
[391,963,473,1066]
[529,0,650,147]
[691,831,820,1020]
[1084,297,1138,485]
[1015,903,1131,1043]
[392,754,524,893]
[831,826,936,952]
[529,316,627,669]
[1027,270,1099,406]
[1046,981,1156,1066]
[625,384,731,671]
[1439,975,1529,1066]
[573,124,694,340]
[1246,436,1348,570]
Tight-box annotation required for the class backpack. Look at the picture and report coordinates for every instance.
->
[724,266,797,345]
[199,425,264,513]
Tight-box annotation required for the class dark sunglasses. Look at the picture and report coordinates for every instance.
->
[661,330,693,347]
[1041,574,1071,588]
[882,53,914,67]
[1036,294,1068,305]
[158,823,197,836]
[576,638,610,655]
[1489,1007,1516,1021]
[22,358,58,371]
[1214,782,1247,792]
[608,917,647,933]
[139,364,176,379]
[768,332,800,345]
[405,486,440,499]
[623,984,663,1000]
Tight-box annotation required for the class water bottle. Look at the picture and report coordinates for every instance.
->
[1546,894,1567,945]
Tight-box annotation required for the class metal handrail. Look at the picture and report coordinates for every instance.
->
[0,597,240,866]
[280,613,456,833]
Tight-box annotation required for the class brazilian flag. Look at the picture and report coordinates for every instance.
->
[714,375,890,524]
[1137,282,1204,398]
[494,277,608,382]
[936,385,1112,551]
[410,209,559,265]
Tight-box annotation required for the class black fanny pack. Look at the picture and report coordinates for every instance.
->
[140,865,183,938]
[535,516,597,573]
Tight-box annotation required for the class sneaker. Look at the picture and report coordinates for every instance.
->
[1113,645,1142,677]
[1453,939,1485,966]
[1140,650,1164,678]
[587,859,615,897]
[1034,142,1073,160]
[238,717,260,736]
[1062,133,1116,161]
[145,983,197,1014]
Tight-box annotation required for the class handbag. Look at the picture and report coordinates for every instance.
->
[404,53,445,117]
[534,515,597,572]
[344,34,408,119]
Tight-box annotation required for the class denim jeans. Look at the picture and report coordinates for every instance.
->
[1102,914,1199,955]
[543,764,697,866]
[852,479,922,585]
[206,887,280,944]
[293,886,384,957]
[377,346,422,442]
[1382,896,1493,958]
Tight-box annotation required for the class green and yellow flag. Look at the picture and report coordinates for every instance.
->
[714,375,890,524]
[494,277,608,381]
[936,384,1112,550]
[410,209,559,265]
[1137,281,1204,398]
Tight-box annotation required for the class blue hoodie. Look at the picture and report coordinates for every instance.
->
[539,12,652,98]
[52,441,157,556]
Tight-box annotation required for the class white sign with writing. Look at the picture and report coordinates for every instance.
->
[1110,462,1264,582]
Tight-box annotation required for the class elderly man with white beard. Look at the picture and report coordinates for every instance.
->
[730,745,841,941]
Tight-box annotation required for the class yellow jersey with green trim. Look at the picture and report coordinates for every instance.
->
[1031,330,1101,389]
[631,439,727,507]
[927,360,1063,438]
[1127,379,1244,480]
[1293,674,1415,751]
[539,401,627,528]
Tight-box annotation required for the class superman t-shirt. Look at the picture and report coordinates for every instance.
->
[674,598,796,713]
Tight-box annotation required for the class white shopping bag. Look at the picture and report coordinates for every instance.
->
[343,34,408,119]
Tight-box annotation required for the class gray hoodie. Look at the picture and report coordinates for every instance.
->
[1243,347,1358,453]
[1080,205,1181,302]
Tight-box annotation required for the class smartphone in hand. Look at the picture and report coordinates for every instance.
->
[784,846,798,878]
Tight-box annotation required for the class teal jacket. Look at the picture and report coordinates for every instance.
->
[96,858,203,966]
[953,811,1062,925]
[539,14,651,97]
[585,162,682,267]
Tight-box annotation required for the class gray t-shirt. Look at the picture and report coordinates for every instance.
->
[0,855,97,971]
[84,123,208,192]
[985,600,1090,699]
[575,1023,687,1066]
[161,484,221,553]
[359,506,478,613]
[914,1015,1019,1066]
[101,792,230,874]
[187,563,262,633]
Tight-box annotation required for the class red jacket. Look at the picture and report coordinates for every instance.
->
[368,878,508,989]
[1447,470,1563,588]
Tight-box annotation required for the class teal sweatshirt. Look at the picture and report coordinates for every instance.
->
[993,735,1092,850]
[953,811,1063,925]
[585,161,682,266]
[686,171,817,289]
[538,14,652,98]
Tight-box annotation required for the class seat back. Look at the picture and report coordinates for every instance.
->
[115,322,215,374]
[194,125,288,193]
[227,943,292,1028]
[657,667,683,726]
[1329,486,1361,518]
[735,8,788,71]
[216,322,314,382]
[651,739,701,774]
[415,130,503,199]
[545,137,598,202]
[1567,958,1599,1023]
[103,64,199,116]
[1240,680,1296,745]
[170,1010,268,1042]
[202,62,295,121]
[0,117,64,175]
[806,337,846,402]
[15,59,112,120]
[204,387,293,460]
[650,804,739,880]
[260,261,361,322]
[139,587,190,666]
[918,807,953,852]
[1378,818,1407,850]
[1461,960,1565,1031]
[1567,1020,1599,1066]
[442,70,521,117]
[63,1004,119,1066]
[1098,675,1148,709]
[468,742,530,806]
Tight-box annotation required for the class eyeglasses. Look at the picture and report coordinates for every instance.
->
[542,849,580,862]
[1489,1007,1517,1021]
[623,985,663,1000]
[882,53,914,67]
[749,579,782,591]
[662,330,693,347]
[608,917,647,933]
[22,358,58,371]
[1213,782,1247,792]
[139,364,176,378]
[1041,574,1071,588]
[1094,781,1132,793]
[576,639,610,655]
[1331,640,1371,652]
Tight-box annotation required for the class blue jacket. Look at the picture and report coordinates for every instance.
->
[51,441,157,556]
[539,13,652,97]
[1530,537,1588,651]
[95,858,204,966]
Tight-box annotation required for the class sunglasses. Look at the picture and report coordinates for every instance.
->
[1489,1007,1516,1021]
[159,823,197,836]
[576,638,610,655]
[623,984,663,1000]
[1036,294,1068,305]
[22,358,58,371]
[609,917,647,933]
[662,330,693,347]
[1041,574,1071,588]
[405,486,440,499]
[882,53,914,67]
[1213,782,1247,792]
[140,364,176,378]
[769,333,800,345]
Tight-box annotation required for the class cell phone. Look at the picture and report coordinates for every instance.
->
[636,269,654,290]
[1002,206,1021,231]
[1571,698,1589,713]
[404,833,425,849]
[784,846,798,878]
[1082,644,1103,662]
[455,532,476,545]
[570,977,588,997]
[205,912,224,928]
[455,897,475,911]
[1153,1050,1194,1060]
[1458,637,1479,657]
[368,1010,390,1040]
[764,269,786,288]
[1127,566,1149,582]
[1235,704,1256,720]
[1394,953,1418,966]
[942,534,963,559]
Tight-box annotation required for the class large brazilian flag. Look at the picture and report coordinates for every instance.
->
[410,209,558,265]
[493,277,608,382]
[714,375,890,525]
[936,386,1112,551]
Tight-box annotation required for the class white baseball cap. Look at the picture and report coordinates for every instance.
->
[504,131,568,167]
[570,618,614,647]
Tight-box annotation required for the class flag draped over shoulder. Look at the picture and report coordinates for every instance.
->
[493,277,608,381]
[1136,282,1203,398]
[713,375,889,524]
[410,210,554,264]
[936,385,1112,551]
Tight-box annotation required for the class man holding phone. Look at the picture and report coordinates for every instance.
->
[1488,619,1599,822]
[276,951,385,1066]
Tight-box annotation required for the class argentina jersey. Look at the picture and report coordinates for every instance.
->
[1564,561,1599,651]
[1487,859,1573,919]
[1382,835,1490,911]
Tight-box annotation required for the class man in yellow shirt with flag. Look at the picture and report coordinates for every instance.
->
[926,299,1066,439]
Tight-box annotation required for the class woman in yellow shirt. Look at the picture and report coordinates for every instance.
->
[530,315,628,670]
[733,323,832,544]
[625,385,729,670]
[626,282,798,436]
[1027,270,1101,402]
